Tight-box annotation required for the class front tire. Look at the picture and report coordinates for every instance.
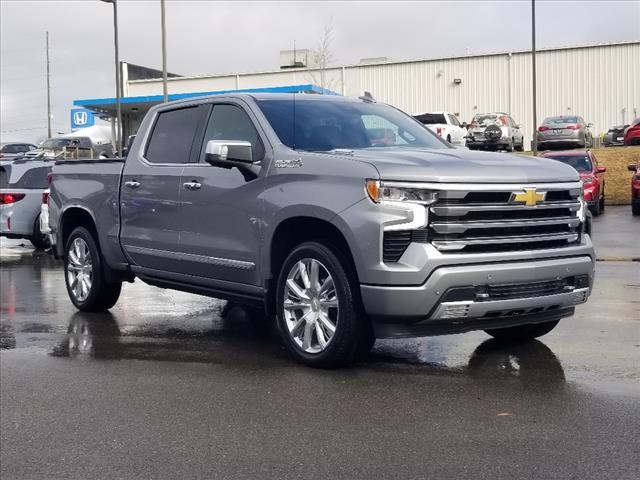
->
[485,320,559,343]
[64,227,122,312]
[276,241,370,368]
[632,199,640,216]
[591,194,602,217]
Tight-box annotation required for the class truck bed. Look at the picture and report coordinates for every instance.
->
[50,158,127,268]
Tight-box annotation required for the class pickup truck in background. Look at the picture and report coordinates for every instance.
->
[49,93,595,368]
[413,111,467,146]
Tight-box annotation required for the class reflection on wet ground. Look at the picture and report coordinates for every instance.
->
[47,310,568,390]
[1,237,638,393]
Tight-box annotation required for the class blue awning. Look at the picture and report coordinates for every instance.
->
[74,84,339,114]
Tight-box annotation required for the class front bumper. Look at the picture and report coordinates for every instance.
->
[362,254,594,338]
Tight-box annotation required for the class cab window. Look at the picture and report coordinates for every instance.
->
[199,104,264,162]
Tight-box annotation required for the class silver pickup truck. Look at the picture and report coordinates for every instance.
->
[50,93,595,368]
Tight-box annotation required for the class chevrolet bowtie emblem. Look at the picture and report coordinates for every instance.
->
[511,188,546,206]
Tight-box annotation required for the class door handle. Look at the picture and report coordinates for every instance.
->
[124,180,140,189]
[183,181,202,191]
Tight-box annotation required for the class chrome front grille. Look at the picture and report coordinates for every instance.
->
[428,183,582,253]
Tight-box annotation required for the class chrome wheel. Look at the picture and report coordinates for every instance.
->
[66,237,93,302]
[283,258,338,354]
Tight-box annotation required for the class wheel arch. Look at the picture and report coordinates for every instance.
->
[58,206,98,257]
[264,212,361,314]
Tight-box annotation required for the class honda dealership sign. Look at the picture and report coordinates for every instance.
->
[70,108,95,129]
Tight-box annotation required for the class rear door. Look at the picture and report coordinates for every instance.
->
[448,114,464,145]
[176,101,268,286]
[119,104,208,273]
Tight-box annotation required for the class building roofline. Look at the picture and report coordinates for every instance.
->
[128,40,640,84]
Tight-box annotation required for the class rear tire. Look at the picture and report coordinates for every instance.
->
[30,215,50,249]
[632,199,640,216]
[485,320,559,343]
[64,227,122,312]
[275,241,371,368]
[446,134,451,144]
[504,138,514,152]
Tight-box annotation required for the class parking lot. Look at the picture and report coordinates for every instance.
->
[0,205,637,479]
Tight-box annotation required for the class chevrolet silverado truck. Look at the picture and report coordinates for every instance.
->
[49,93,595,368]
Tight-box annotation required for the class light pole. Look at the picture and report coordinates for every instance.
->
[46,31,52,139]
[531,0,538,155]
[161,0,168,103]
[101,0,122,155]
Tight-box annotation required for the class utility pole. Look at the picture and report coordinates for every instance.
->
[46,31,52,139]
[161,0,168,102]
[101,0,122,154]
[531,0,538,155]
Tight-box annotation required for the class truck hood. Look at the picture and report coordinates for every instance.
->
[351,148,580,183]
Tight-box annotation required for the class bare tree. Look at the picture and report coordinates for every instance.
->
[309,20,338,93]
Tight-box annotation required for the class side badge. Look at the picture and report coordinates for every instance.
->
[274,158,303,169]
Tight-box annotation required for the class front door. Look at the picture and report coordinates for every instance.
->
[177,102,267,286]
[120,104,208,273]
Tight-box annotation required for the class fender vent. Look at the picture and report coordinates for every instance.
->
[383,230,429,263]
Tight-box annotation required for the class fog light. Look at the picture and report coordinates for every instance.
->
[440,303,471,318]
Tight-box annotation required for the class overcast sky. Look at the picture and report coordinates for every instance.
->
[1,0,639,143]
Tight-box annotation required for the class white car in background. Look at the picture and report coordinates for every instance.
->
[0,159,52,248]
[413,111,467,146]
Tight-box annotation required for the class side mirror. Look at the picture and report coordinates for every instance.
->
[596,166,606,173]
[587,123,593,128]
[461,122,468,129]
[205,140,255,168]
[628,164,638,172]
[516,124,522,129]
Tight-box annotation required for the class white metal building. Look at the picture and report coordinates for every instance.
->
[79,41,639,149]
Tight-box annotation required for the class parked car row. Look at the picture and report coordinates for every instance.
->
[414,111,640,151]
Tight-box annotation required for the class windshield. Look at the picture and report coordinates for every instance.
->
[545,154,592,173]
[414,113,446,125]
[256,98,447,151]
[544,116,579,124]
[40,138,72,149]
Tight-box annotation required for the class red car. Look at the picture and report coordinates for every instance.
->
[541,150,606,215]
[624,118,640,146]
[628,163,640,215]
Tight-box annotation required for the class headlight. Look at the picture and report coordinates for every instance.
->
[582,176,596,185]
[577,191,587,223]
[366,180,439,205]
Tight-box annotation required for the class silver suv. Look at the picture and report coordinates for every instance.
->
[466,113,525,152]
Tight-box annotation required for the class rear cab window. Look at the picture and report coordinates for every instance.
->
[145,106,207,164]
[414,113,446,125]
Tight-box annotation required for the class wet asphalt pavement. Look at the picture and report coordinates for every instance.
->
[1,206,639,479]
